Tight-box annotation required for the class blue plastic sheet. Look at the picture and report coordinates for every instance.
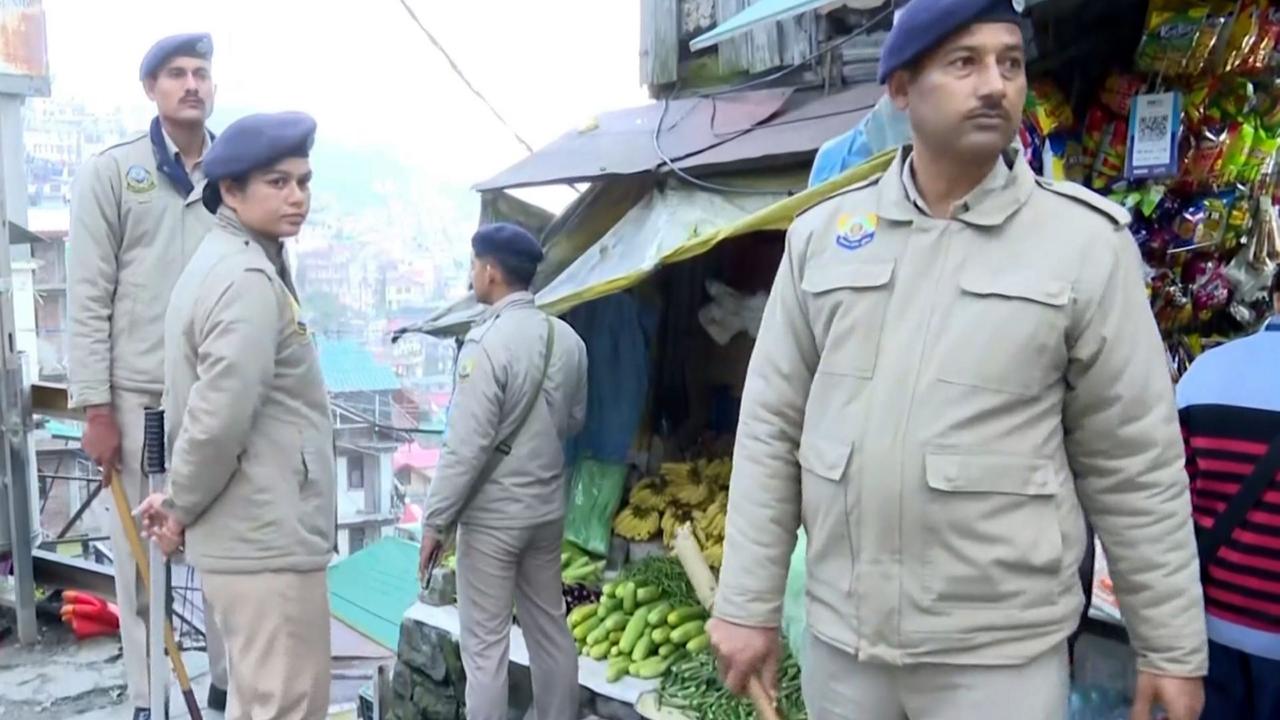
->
[808,94,911,188]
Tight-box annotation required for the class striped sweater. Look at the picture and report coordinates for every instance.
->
[1176,318,1280,661]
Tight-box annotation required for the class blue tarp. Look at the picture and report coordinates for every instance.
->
[808,94,911,188]
[563,292,656,465]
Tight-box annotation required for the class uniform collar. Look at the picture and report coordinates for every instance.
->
[490,291,535,316]
[878,144,1034,226]
[162,126,212,168]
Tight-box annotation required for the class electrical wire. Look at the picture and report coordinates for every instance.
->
[652,5,894,195]
[397,0,536,155]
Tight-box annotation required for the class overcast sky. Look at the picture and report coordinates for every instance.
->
[43,0,648,195]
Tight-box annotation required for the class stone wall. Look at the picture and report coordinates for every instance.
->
[387,616,467,720]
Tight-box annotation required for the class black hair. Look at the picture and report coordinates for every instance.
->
[481,253,537,291]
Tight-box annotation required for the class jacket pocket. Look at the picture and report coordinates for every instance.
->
[801,260,894,378]
[297,441,336,549]
[935,268,1070,396]
[798,432,858,594]
[921,452,1064,608]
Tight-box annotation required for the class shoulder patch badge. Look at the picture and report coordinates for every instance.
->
[125,165,156,194]
[457,357,476,382]
[835,212,877,251]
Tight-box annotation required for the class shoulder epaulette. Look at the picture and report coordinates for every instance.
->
[94,132,149,157]
[1033,177,1130,227]
[795,171,885,220]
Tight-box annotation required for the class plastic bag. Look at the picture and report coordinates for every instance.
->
[781,529,808,666]
[563,459,628,556]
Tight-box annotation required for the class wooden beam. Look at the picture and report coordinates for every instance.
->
[746,0,783,72]
[779,10,817,67]
[715,0,750,74]
[641,0,680,87]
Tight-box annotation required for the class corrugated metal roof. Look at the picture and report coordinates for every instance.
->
[473,88,795,191]
[316,339,402,394]
[473,84,880,191]
[328,537,421,650]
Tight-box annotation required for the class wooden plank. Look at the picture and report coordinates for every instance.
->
[779,10,817,66]
[641,0,680,87]
[715,0,750,74]
[746,0,783,72]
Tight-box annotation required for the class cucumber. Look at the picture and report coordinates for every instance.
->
[567,603,598,627]
[669,619,706,645]
[658,643,677,658]
[610,645,622,657]
[589,640,611,660]
[586,621,612,646]
[608,630,623,643]
[635,585,661,604]
[618,608,650,654]
[667,606,706,627]
[602,581,618,598]
[602,611,629,632]
[621,582,637,613]
[606,656,629,682]
[599,596,622,616]
[631,633,655,663]
[572,615,602,642]
[646,602,673,627]
[685,633,710,653]
[630,655,674,679]
[651,626,671,645]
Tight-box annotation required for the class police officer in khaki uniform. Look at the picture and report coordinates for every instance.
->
[136,111,335,720]
[67,33,227,719]
[707,2,1208,719]
[418,224,589,720]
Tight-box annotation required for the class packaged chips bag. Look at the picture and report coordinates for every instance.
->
[1218,0,1264,74]
[1240,1,1280,74]
[1135,0,1211,75]
[1026,79,1075,137]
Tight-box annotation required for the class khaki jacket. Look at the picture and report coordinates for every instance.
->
[423,292,589,532]
[67,131,214,407]
[163,210,335,574]
[715,147,1207,676]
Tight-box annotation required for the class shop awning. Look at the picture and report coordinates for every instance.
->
[537,149,896,316]
[535,170,809,315]
[690,0,836,51]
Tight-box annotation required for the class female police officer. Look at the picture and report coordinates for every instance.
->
[137,111,335,720]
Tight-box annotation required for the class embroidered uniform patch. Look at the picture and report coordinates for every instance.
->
[835,212,877,251]
[125,165,156,194]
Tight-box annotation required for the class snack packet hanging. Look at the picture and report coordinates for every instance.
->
[1224,188,1254,249]
[1242,126,1279,182]
[1136,1,1211,75]
[1221,121,1258,183]
[1186,3,1232,76]
[1241,2,1280,74]
[1206,76,1255,124]
[1090,118,1129,191]
[1182,78,1217,129]
[1026,80,1074,137]
[1184,124,1230,186]
[1218,0,1264,74]
[1100,73,1146,116]
[1081,105,1111,171]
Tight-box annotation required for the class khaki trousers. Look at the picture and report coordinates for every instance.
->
[456,519,579,720]
[105,389,228,706]
[802,633,1070,720]
[203,570,331,720]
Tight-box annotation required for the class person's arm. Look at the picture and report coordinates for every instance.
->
[67,155,121,409]
[568,334,589,437]
[421,342,505,534]
[1065,231,1207,677]
[163,271,278,527]
[714,228,819,627]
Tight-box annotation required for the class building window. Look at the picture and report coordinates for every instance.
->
[348,457,365,490]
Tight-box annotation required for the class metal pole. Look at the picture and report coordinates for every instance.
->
[143,406,168,717]
[0,90,36,645]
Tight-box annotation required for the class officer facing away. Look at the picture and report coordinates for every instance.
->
[136,112,336,720]
[66,33,227,718]
[419,224,589,720]
[707,2,1208,719]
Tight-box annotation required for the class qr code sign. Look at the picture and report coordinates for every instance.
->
[1138,113,1169,143]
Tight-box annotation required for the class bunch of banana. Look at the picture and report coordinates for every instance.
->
[627,477,667,511]
[698,458,732,490]
[668,478,712,507]
[614,505,660,541]
[659,462,694,484]
[703,542,724,570]
[661,507,693,547]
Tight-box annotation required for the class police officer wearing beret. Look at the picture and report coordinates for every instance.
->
[419,223,589,720]
[66,33,227,718]
[709,2,1207,718]
[135,112,336,720]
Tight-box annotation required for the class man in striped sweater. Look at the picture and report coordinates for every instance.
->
[1175,267,1280,720]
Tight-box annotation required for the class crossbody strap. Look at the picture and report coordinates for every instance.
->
[495,314,555,456]
[1197,433,1280,576]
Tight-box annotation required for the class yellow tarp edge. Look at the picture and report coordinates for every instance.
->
[536,149,898,316]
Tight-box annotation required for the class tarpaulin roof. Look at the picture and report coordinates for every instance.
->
[474,84,878,191]
[690,0,835,51]
[535,169,808,315]
[536,150,897,315]
[328,537,422,650]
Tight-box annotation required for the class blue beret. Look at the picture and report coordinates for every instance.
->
[472,223,544,265]
[877,0,1023,84]
[201,112,317,212]
[140,33,213,81]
